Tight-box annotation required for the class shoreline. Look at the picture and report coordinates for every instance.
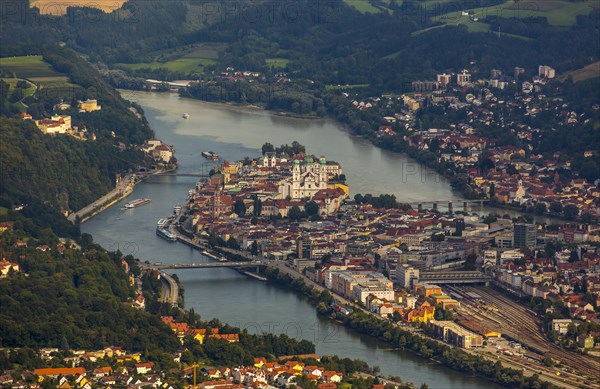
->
[127,89,569,223]
[163,220,578,389]
[168,89,583,224]
[68,164,178,224]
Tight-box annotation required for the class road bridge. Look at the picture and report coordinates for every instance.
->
[153,261,265,270]
[146,173,209,177]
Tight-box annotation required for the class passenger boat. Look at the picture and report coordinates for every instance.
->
[123,198,151,209]
[156,227,177,242]
[202,151,219,160]
[173,204,182,215]
[182,113,190,119]
[157,218,168,228]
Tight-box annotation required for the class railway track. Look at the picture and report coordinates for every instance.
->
[457,286,600,379]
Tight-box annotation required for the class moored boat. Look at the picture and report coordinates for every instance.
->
[173,204,182,215]
[157,218,168,228]
[156,227,177,242]
[182,113,190,119]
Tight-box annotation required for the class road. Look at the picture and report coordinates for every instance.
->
[160,271,179,308]
[68,173,136,223]
[157,210,591,388]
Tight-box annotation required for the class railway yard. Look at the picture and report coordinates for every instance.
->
[446,285,600,387]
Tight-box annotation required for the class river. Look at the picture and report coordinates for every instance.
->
[83,91,503,388]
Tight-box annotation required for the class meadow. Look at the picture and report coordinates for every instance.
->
[344,0,384,14]
[431,0,596,27]
[266,58,290,69]
[558,61,600,83]
[0,55,79,110]
[116,44,221,74]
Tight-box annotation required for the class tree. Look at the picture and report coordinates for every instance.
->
[233,200,246,216]
[431,233,444,242]
[506,164,518,175]
[226,237,240,250]
[569,250,579,263]
[261,142,274,155]
[534,202,547,215]
[545,241,561,258]
[305,201,319,216]
[563,204,579,219]
[542,356,554,367]
[483,214,498,226]
[580,159,600,182]
[250,240,259,256]
[550,202,563,214]
[354,194,363,204]
[288,206,302,221]
[290,141,305,154]
[253,197,262,216]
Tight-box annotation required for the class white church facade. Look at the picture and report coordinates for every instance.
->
[279,156,329,200]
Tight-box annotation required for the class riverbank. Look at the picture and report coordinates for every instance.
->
[68,165,177,224]
[164,216,571,389]
[87,90,579,387]
[169,90,589,223]
[178,95,326,120]
[67,172,138,224]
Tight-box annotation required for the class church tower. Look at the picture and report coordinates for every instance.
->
[212,187,221,218]
[292,159,301,199]
[319,157,327,187]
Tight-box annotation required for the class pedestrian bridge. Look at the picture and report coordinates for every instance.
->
[419,271,491,285]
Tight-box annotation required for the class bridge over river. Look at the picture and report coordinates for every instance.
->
[153,260,265,270]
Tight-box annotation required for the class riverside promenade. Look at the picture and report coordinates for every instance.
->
[68,173,137,223]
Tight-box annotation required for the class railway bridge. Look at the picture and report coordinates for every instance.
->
[403,200,489,213]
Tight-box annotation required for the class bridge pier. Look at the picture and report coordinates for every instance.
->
[448,201,453,215]
[418,203,422,212]
[432,202,438,211]
[463,201,468,212]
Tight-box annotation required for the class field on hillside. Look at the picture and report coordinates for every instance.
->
[558,61,600,83]
[325,84,370,90]
[117,44,222,74]
[0,55,75,87]
[345,0,383,14]
[0,55,79,109]
[30,0,127,15]
[266,58,290,69]
[431,0,596,27]
[117,58,216,73]
[0,56,57,78]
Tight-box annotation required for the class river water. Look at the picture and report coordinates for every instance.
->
[83,91,503,388]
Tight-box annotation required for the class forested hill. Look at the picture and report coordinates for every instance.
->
[1,45,153,144]
[2,0,598,86]
[0,39,183,373]
[0,43,155,236]
[0,118,142,230]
